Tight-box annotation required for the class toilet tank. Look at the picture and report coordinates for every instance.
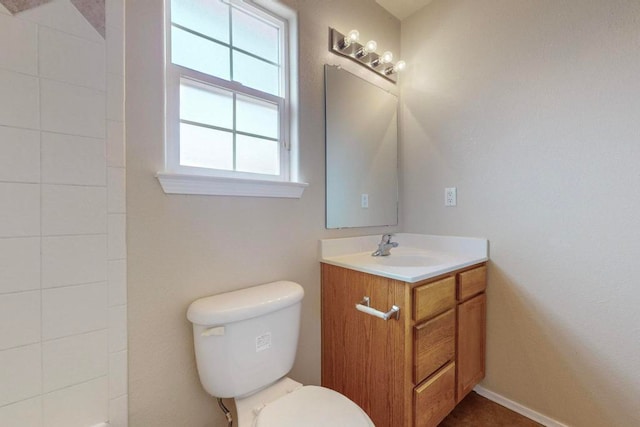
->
[187,281,304,398]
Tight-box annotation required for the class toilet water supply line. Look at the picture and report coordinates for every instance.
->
[218,398,233,427]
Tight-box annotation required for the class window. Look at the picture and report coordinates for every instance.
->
[159,0,306,198]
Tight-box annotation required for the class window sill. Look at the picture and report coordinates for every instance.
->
[156,172,308,198]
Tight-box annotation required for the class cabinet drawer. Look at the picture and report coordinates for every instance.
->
[413,276,456,322]
[414,362,456,427]
[457,265,487,301]
[414,309,455,384]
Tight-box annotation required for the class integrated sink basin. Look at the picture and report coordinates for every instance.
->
[372,253,446,267]
[319,233,489,283]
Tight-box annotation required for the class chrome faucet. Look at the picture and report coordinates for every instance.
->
[372,234,399,257]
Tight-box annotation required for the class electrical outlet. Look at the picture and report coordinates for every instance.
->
[361,193,369,208]
[445,187,457,206]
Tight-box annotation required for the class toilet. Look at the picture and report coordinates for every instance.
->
[187,280,374,427]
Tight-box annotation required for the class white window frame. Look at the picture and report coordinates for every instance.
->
[158,0,307,198]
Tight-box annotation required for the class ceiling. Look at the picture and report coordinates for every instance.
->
[375,0,434,20]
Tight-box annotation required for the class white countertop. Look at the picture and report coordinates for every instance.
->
[319,233,489,283]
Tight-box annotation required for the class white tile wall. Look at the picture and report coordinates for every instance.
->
[107,25,124,76]
[39,26,106,90]
[0,237,41,294]
[109,350,127,398]
[0,344,42,406]
[0,3,126,425]
[0,183,40,237]
[42,282,108,340]
[0,14,38,75]
[41,79,106,138]
[106,1,127,423]
[106,0,124,30]
[109,394,128,427]
[108,259,127,307]
[108,167,126,213]
[43,376,109,427]
[41,132,106,186]
[108,305,127,353]
[0,69,39,130]
[107,72,124,122]
[107,120,125,167]
[0,126,40,183]
[43,330,108,392]
[0,397,42,427]
[108,213,127,259]
[0,291,41,350]
[42,185,107,235]
[42,235,107,288]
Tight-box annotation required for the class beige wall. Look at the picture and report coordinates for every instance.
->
[126,1,399,425]
[402,1,640,426]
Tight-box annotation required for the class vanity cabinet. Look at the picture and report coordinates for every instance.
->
[321,262,487,427]
[456,266,487,402]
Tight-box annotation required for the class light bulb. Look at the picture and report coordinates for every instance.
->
[364,40,377,53]
[339,29,359,49]
[380,51,393,64]
[347,29,360,43]
[356,40,377,58]
[372,51,393,67]
[385,60,406,75]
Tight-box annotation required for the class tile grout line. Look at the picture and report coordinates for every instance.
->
[0,65,107,93]
[104,29,112,420]
[0,325,110,353]
[0,123,108,142]
[0,232,108,241]
[36,19,45,425]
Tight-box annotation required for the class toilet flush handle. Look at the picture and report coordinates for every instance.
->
[201,326,225,337]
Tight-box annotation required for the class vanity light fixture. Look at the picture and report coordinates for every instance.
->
[329,27,405,83]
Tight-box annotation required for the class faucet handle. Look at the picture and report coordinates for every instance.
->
[381,233,393,243]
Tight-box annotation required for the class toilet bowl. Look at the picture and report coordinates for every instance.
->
[187,281,373,427]
[235,377,373,427]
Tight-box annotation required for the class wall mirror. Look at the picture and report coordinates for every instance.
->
[325,65,399,229]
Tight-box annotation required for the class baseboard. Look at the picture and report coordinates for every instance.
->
[473,385,569,427]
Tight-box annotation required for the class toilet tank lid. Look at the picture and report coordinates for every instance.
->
[187,281,304,326]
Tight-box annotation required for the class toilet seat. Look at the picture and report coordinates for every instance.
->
[254,385,374,427]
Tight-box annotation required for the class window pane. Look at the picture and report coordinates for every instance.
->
[172,26,230,80]
[232,7,279,63]
[233,50,279,96]
[180,80,233,130]
[171,0,229,44]
[236,95,278,139]
[236,134,279,175]
[180,123,233,170]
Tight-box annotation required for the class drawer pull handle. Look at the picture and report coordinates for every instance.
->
[355,296,400,320]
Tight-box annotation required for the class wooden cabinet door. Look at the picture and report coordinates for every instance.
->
[456,293,486,402]
[321,263,412,427]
